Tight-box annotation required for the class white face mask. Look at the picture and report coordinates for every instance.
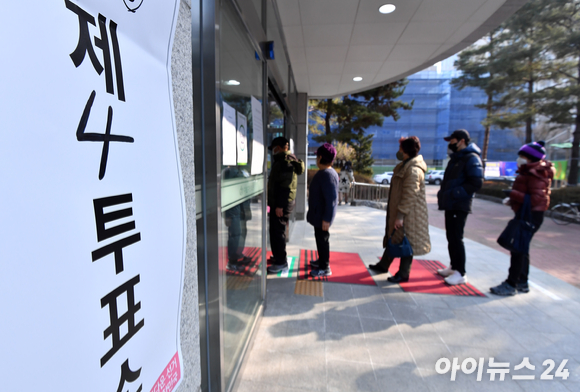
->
[516,157,528,167]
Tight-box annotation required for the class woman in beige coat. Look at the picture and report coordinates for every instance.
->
[369,136,431,283]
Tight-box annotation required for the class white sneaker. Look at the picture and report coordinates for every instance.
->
[437,266,455,277]
[445,271,467,285]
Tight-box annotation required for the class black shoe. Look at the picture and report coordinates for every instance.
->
[369,263,387,273]
[267,263,288,274]
[238,255,253,264]
[310,259,320,268]
[516,282,530,293]
[227,263,245,272]
[387,274,409,283]
[490,281,516,296]
[310,267,332,277]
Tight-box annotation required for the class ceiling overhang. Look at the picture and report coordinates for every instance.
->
[275,0,528,98]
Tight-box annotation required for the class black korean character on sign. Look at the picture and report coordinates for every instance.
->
[116,359,143,392]
[93,193,141,274]
[101,275,144,367]
[65,0,126,101]
[76,90,134,180]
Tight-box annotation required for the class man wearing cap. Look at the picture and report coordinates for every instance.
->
[436,129,484,285]
[266,137,305,273]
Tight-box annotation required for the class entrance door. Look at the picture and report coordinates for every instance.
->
[193,0,266,391]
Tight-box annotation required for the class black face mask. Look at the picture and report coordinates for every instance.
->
[448,142,459,153]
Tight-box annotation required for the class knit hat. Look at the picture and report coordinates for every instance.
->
[518,141,546,162]
[317,143,337,164]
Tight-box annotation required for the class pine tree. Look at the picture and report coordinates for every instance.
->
[452,28,503,162]
[539,0,580,185]
[490,0,554,143]
[351,132,375,176]
[311,80,412,174]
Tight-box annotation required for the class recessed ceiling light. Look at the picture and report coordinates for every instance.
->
[225,80,240,86]
[353,76,363,82]
[379,4,396,14]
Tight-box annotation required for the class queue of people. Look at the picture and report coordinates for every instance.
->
[265,131,553,296]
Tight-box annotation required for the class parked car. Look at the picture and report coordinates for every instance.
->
[426,170,445,185]
[373,171,393,184]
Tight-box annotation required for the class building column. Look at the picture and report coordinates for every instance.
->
[295,92,308,220]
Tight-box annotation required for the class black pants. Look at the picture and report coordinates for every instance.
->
[269,201,294,265]
[377,248,413,279]
[445,210,469,276]
[314,227,330,270]
[507,211,544,287]
[227,215,247,262]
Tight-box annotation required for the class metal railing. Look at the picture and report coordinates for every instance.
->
[350,182,390,202]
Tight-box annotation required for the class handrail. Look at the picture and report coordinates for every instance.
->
[350,181,390,202]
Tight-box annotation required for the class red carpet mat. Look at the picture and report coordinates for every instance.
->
[387,258,485,297]
[226,247,263,277]
[298,249,376,286]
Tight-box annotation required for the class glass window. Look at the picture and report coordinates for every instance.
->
[219,1,264,388]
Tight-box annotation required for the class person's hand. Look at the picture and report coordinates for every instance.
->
[322,221,330,231]
[276,208,284,217]
[394,218,404,230]
[502,197,511,206]
[225,218,231,227]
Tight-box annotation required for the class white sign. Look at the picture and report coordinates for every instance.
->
[223,102,237,165]
[485,162,501,178]
[237,112,248,165]
[250,96,264,175]
[0,2,185,392]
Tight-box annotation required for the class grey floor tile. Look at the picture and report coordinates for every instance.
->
[388,304,431,323]
[397,320,444,344]
[324,283,354,301]
[325,312,364,335]
[505,330,568,354]
[360,317,401,340]
[356,299,394,320]
[276,353,327,391]
[275,329,326,356]
[326,358,381,392]
[236,380,308,392]
[352,285,384,299]
[242,206,580,391]
[423,371,474,392]
[326,332,372,363]
[406,342,452,370]
[516,380,570,392]
[411,293,452,310]
[324,298,360,318]
[365,337,416,368]
[374,365,430,392]
[241,348,282,384]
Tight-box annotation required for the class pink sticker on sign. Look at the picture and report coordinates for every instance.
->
[150,352,181,392]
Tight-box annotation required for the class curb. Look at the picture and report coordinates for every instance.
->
[350,200,388,210]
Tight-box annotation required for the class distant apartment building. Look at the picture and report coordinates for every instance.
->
[309,56,524,166]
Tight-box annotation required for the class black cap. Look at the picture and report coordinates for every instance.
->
[444,129,470,142]
[268,136,289,150]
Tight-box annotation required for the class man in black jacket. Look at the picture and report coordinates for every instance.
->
[436,130,484,285]
[266,137,305,274]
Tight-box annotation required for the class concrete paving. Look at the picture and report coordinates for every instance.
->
[237,200,580,392]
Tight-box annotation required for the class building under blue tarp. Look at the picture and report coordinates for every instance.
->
[309,56,523,166]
